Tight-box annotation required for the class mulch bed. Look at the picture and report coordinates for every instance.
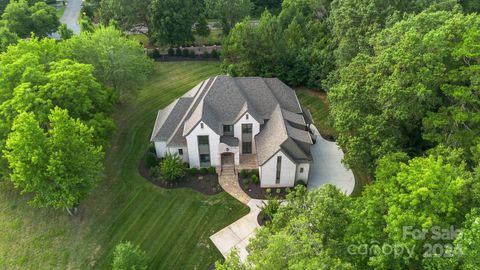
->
[257,211,271,227]
[238,175,289,200]
[139,154,223,196]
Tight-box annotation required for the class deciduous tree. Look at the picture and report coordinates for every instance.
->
[205,0,252,35]
[3,108,104,214]
[62,26,153,96]
[112,241,148,270]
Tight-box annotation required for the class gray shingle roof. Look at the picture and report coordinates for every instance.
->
[220,136,239,146]
[150,97,193,141]
[256,105,313,165]
[151,76,313,160]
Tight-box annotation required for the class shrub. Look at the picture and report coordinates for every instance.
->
[148,144,156,154]
[200,167,209,174]
[208,166,216,174]
[262,199,280,219]
[203,51,210,58]
[240,169,249,178]
[175,48,183,57]
[149,165,161,179]
[295,179,307,187]
[250,169,259,177]
[182,48,190,57]
[189,50,196,58]
[152,48,160,59]
[243,178,250,185]
[266,188,271,194]
[211,49,219,58]
[145,152,158,169]
[276,188,281,194]
[112,241,147,270]
[188,167,199,176]
[167,48,175,56]
[159,153,186,182]
[251,174,259,184]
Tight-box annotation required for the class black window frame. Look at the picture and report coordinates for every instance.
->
[242,124,252,133]
[276,156,282,184]
[198,135,209,145]
[223,125,234,135]
[178,149,183,155]
[200,154,210,162]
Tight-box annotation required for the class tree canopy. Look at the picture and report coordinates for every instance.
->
[61,26,153,96]
[205,0,252,35]
[0,27,152,212]
[1,0,59,38]
[3,108,103,212]
[329,10,480,173]
[112,241,148,270]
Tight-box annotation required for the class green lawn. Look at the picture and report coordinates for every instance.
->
[0,62,248,269]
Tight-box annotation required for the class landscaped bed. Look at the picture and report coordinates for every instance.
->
[237,169,289,199]
[139,148,222,196]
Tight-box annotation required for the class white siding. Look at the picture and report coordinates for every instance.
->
[219,143,240,165]
[260,150,296,188]
[166,147,189,163]
[186,121,221,168]
[295,163,310,184]
[233,113,260,154]
[154,141,167,158]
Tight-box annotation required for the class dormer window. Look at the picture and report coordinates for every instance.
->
[246,114,249,120]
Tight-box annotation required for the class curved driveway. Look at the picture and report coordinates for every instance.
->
[308,125,355,195]
[60,0,81,34]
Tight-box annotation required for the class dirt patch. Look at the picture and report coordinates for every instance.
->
[237,175,288,200]
[139,154,223,196]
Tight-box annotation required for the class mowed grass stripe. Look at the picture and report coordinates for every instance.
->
[0,61,247,270]
[92,62,247,269]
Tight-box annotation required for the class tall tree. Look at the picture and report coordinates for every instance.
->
[217,185,354,269]
[3,108,103,214]
[2,0,59,38]
[0,26,18,52]
[61,26,153,96]
[346,151,476,269]
[205,0,252,35]
[329,10,480,174]
[328,0,456,68]
[100,0,151,36]
[222,0,335,88]
[150,0,199,45]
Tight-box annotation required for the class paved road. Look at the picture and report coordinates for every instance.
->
[60,0,81,34]
[308,125,355,195]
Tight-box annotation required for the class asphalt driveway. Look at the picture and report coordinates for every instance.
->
[308,125,355,195]
[60,0,81,34]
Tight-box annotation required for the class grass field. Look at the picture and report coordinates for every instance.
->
[0,62,249,269]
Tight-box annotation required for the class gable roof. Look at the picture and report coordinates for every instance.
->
[151,76,312,159]
[256,105,313,165]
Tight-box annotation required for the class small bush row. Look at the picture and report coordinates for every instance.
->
[187,166,216,176]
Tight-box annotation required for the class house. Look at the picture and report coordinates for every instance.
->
[150,76,315,188]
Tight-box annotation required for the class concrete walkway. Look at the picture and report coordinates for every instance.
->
[211,169,264,262]
[210,199,263,262]
[308,125,355,195]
